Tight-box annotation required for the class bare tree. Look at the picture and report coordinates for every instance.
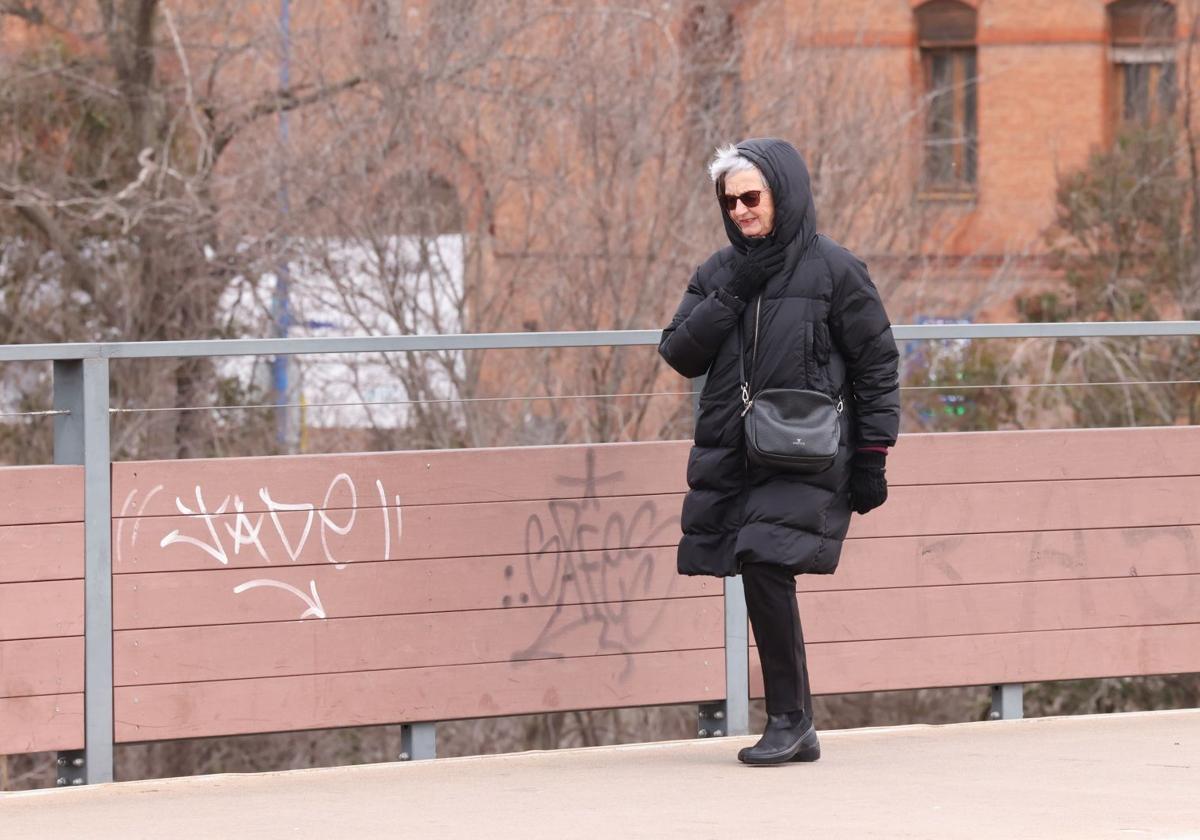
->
[0,1,362,461]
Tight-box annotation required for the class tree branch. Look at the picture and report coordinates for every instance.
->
[212,76,364,161]
[0,2,43,25]
[0,186,98,301]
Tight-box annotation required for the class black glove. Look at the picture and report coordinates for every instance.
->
[849,449,888,515]
[725,240,787,301]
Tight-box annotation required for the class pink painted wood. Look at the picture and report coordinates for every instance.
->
[852,475,1200,539]
[111,478,1200,575]
[888,425,1200,485]
[814,525,1200,591]
[0,465,83,526]
[0,638,83,698]
[113,494,683,574]
[6,427,1200,753]
[0,694,83,754]
[107,426,1200,523]
[0,580,83,640]
[114,596,723,686]
[750,622,1200,696]
[112,548,714,630]
[748,573,1200,644]
[0,523,84,583]
[112,441,693,516]
[114,648,724,742]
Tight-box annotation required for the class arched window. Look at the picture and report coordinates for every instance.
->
[376,170,465,236]
[1109,0,1177,129]
[916,0,978,193]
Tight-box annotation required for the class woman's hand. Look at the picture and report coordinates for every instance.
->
[849,449,888,514]
[726,240,787,301]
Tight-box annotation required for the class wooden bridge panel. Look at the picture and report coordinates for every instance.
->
[0,523,84,583]
[112,442,692,516]
[0,580,83,640]
[111,549,711,630]
[113,648,724,743]
[112,474,1200,576]
[854,475,1200,539]
[0,694,83,754]
[0,638,82,698]
[3,427,1199,755]
[890,426,1200,485]
[750,622,1200,696]
[0,465,83,527]
[113,494,683,574]
[819,526,1200,592]
[113,596,724,686]
[794,574,1200,644]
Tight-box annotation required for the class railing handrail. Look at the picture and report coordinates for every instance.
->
[1,321,1199,363]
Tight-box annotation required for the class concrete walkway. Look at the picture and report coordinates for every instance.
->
[2,709,1198,839]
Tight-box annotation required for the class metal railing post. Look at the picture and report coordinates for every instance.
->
[722,576,750,736]
[692,372,749,738]
[52,358,113,785]
[399,723,436,761]
[989,683,1024,720]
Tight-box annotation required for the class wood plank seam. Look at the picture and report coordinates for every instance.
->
[108,545,685,576]
[109,490,690,520]
[111,645,731,689]
[794,569,1200,595]
[745,619,1200,649]
[111,593,721,632]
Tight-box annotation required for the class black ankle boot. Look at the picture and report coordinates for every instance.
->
[737,713,821,765]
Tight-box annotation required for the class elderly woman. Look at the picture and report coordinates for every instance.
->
[659,138,900,765]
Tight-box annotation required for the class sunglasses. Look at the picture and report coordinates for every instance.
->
[720,189,766,212]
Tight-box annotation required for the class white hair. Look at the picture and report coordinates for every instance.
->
[708,143,759,183]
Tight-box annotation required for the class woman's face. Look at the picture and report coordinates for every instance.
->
[723,168,774,238]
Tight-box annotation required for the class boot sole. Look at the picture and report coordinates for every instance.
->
[737,739,821,765]
[738,739,805,766]
[790,742,821,762]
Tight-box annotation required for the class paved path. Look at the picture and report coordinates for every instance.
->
[2,710,1198,839]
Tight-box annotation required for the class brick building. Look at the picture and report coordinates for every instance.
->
[737,0,1188,320]
[1,1,1193,446]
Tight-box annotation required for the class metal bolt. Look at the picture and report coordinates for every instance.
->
[988,710,1000,721]
[398,752,410,761]
[697,728,708,738]
[713,710,725,720]
[56,777,67,786]
[56,757,68,767]
[71,778,84,786]
[72,757,84,768]
[712,729,724,737]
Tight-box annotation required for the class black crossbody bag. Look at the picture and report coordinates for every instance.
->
[738,295,842,473]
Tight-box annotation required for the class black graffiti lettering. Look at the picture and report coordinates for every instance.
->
[507,455,680,674]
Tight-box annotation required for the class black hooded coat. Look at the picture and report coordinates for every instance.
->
[659,139,900,577]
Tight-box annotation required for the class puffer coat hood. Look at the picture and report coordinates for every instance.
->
[659,138,900,577]
[719,138,817,255]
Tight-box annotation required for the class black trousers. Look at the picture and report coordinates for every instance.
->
[742,562,813,722]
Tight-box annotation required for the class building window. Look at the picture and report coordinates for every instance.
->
[1109,0,1177,129]
[916,0,978,193]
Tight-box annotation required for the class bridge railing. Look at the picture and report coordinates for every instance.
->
[2,321,1199,786]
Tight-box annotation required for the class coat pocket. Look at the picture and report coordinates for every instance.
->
[814,321,831,365]
[802,321,818,389]
[806,321,833,393]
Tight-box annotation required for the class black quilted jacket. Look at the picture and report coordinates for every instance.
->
[659,138,900,577]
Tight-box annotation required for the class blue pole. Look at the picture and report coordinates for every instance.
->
[272,0,292,448]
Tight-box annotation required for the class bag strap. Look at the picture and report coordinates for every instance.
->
[738,295,762,415]
[739,298,845,417]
